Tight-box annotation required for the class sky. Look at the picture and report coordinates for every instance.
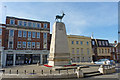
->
[0,2,118,43]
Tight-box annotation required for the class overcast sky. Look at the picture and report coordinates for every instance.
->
[0,2,118,43]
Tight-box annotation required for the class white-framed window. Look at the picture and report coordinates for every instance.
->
[36,42,40,48]
[87,41,89,45]
[9,30,14,36]
[102,49,104,53]
[43,33,47,39]
[22,42,26,48]
[99,49,101,53]
[92,41,95,45]
[43,42,47,49]
[77,57,80,62]
[10,19,15,25]
[28,31,31,38]
[37,32,40,38]
[33,22,36,27]
[28,22,32,27]
[44,23,47,28]
[32,32,36,38]
[23,21,27,26]
[17,41,21,48]
[32,42,35,48]
[9,41,13,48]
[23,31,27,37]
[77,48,79,54]
[0,29,2,35]
[72,48,74,54]
[82,57,84,62]
[27,42,31,48]
[81,48,83,54]
[72,41,74,44]
[105,49,107,53]
[18,30,22,37]
[102,41,105,45]
[37,23,41,28]
[18,20,22,26]
[76,41,79,44]
[87,48,89,54]
[105,41,108,46]
[99,41,101,45]
[80,41,83,45]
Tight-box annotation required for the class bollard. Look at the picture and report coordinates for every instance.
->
[41,70,43,74]
[33,70,35,74]
[50,70,52,74]
[17,70,18,74]
[24,70,26,74]
[58,70,60,74]
[9,70,11,74]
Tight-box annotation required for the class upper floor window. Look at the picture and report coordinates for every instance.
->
[99,49,101,53]
[108,49,110,53]
[0,29,2,35]
[72,41,74,44]
[102,41,105,45]
[36,42,40,48]
[102,49,104,53]
[87,41,89,45]
[32,42,35,48]
[99,41,101,45]
[18,20,22,26]
[37,32,40,38]
[9,41,13,48]
[28,31,31,38]
[33,23,36,27]
[10,19,15,25]
[44,23,47,28]
[87,48,89,54]
[22,42,26,48]
[92,41,95,45]
[77,48,79,54]
[80,41,83,45]
[18,30,22,37]
[28,22,32,27]
[23,31,27,37]
[105,41,108,46]
[24,21,27,26]
[105,49,107,53]
[17,41,21,48]
[76,41,79,44]
[32,32,36,38]
[37,23,41,28]
[81,48,83,54]
[72,48,74,54]
[9,30,14,36]
[27,42,31,48]
[43,33,47,39]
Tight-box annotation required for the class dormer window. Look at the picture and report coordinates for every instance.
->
[24,21,27,26]
[44,23,47,28]
[18,20,22,26]
[10,19,15,25]
[37,23,41,28]
[28,22,31,27]
[33,23,36,27]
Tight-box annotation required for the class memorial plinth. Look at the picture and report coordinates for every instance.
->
[48,22,71,66]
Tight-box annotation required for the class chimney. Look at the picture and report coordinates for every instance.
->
[114,40,117,43]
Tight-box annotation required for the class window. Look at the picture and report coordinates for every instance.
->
[0,29,2,35]
[72,48,74,54]
[81,48,83,54]
[37,32,40,38]
[72,57,75,62]
[87,41,89,45]
[9,30,14,36]
[22,42,26,48]
[102,41,105,45]
[33,23,36,27]
[99,41,101,45]
[17,41,21,48]
[72,41,74,44]
[24,21,27,26]
[105,49,107,53]
[76,41,79,44]
[77,48,79,54]
[102,49,104,53]
[32,32,36,38]
[32,42,35,48]
[36,42,40,48]
[92,41,95,45]
[106,41,108,46]
[10,19,15,25]
[9,41,13,48]
[18,20,22,26]
[18,30,22,37]
[77,57,80,62]
[27,42,31,48]
[28,22,31,27]
[88,57,91,61]
[23,31,27,37]
[44,23,47,28]
[43,33,47,39]
[99,49,101,53]
[28,32,31,38]
[80,41,83,45]
[87,48,89,54]
[82,57,84,62]
[37,23,41,28]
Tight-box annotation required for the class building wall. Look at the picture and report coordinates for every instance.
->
[67,35,93,63]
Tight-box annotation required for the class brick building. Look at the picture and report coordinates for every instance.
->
[91,39,111,61]
[0,16,50,67]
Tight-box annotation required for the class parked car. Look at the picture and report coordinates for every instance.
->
[94,59,115,65]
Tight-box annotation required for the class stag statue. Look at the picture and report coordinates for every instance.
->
[55,13,65,22]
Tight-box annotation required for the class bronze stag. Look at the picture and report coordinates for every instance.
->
[55,13,65,22]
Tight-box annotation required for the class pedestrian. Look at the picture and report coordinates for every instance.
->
[29,58,31,64]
